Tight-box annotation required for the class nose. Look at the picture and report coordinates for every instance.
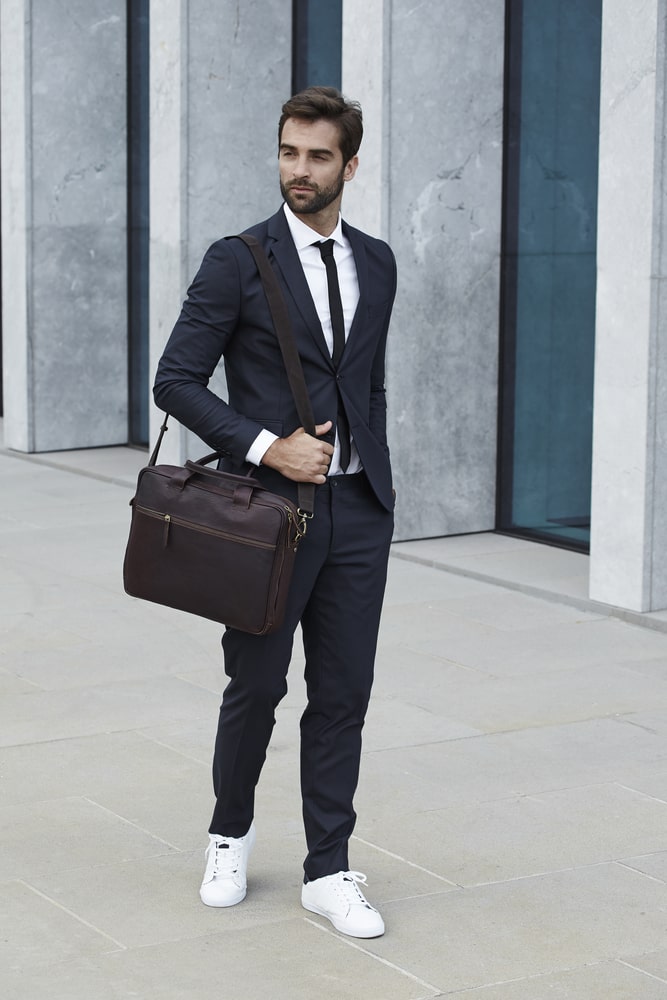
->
[292,155,309,178]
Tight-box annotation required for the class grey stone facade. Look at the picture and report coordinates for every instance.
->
[589,0,667,610]
[385,0,504,539]
[1,0,127,451]
[148,0,292,464]
[2,0,667,610]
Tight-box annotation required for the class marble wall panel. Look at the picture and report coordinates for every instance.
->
[185,0,292,272]
[31,2,126,229]
[1,0,30,450]
[386,0,505,539]
[2,0,128,451]
[148,0,188,464]
[31,224,128,450]
[589,0,667,610]
[149,0,292,456]
[342,0,390,240]
[649,8,667,608]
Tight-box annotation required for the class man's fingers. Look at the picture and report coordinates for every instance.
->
[311,421,334,458]
[263,422,336,481]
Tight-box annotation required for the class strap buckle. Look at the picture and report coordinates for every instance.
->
[296,508,314,539]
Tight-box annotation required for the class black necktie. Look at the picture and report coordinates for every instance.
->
[317,239,350,470]
[317,239,346,366]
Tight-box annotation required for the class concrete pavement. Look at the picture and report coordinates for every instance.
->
[2,442,667,998]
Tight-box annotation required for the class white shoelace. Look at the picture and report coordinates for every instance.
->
[210,838,243,878]
[338,871,373,908]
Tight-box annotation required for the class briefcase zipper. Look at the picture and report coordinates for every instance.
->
[135,505,283,550]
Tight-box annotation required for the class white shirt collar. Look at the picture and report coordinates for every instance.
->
[282,203,345,251]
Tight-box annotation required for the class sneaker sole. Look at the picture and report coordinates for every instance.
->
[301,898,385,938]
[200,886,247,908]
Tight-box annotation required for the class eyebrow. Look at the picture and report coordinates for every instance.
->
[279,143,336,157]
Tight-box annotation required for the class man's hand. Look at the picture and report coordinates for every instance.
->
[262,421,334,484]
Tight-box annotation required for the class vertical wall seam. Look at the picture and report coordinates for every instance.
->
[26,0,34,450]
[182,0,189,284]
[646,0,667,607]
[383,0,392,244]
[181,0,189,461]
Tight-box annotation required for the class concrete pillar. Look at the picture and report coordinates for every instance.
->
[590,0,667,611]
[344,0,505,540]
[1,0,128,452]
[149,0,292,462]
[342,0,391,240]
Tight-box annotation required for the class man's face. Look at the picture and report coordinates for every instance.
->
[279,117,357,217]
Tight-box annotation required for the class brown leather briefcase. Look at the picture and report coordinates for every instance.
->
[123,453,306,634]
[123,234,315,635]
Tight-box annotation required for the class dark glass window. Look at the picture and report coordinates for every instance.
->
[127,0,149,446]
[292,0,342,92]
[498,0,602,551]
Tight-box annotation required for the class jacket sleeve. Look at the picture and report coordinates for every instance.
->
[368,246,397,456]
[153,239,266,463]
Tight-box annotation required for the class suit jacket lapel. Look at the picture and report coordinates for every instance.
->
[342,221,368,364]
[266,210,333,366]
[264,210,369,368]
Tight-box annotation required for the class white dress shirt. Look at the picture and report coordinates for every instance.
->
[245,203,361,475]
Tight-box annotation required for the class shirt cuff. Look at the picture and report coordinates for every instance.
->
[245,429,279,467]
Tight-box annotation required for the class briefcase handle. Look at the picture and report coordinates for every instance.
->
[164,459,262,511]
[187,452,261,486]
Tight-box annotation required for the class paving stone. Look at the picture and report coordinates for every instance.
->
[358,717,667,822]
[4,447,667,998]
[0,667,37,694]
[0,881,121,972]
[370,864,667,992]
[0,796,175,882]
[614,761,667,805]
[28,828,452,952]
[619,851,667,884]
[429,588,603,632]
[0,675,218,747]
[75,920,438,1000]
[373,645,667,732]
[0,729,211,849]
[400,614,667,677]
[360,782,667,886]
[444,960,667,997]
[384,555,500,604]
[626,950,667,983]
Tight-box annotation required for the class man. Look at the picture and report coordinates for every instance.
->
[154,86,396,939]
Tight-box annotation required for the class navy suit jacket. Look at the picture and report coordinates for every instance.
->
[154,207,397,512]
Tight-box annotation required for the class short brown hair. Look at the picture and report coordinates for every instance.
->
[278,86,363,166]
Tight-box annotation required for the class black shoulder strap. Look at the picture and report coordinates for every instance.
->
[231,235,315,435]
[229,234,315,516]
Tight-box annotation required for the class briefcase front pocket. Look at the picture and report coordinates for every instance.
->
[123,462,301,635]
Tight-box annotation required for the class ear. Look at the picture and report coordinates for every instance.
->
[344,155,359,182]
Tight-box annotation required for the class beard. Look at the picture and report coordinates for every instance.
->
[280,168,345,215]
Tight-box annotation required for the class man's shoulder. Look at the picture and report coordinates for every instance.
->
[201,209,284,266]
[241,208,286,241]
[342,220,394,257]
[342,221,396,277]
[205,208,282,244]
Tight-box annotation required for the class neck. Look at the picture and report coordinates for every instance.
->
[292,201,342,238]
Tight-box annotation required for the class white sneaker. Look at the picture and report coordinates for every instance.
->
[199,822,256,907]
[301,870,385,938]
